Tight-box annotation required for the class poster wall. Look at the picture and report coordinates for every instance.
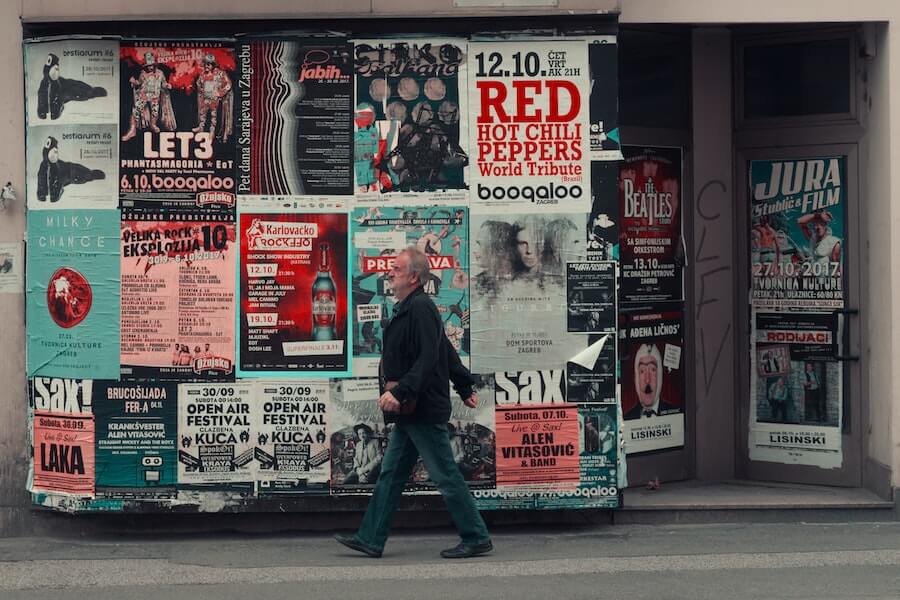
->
[27,209,121,379]
[237,38,353,202]
[238,211,350,377]
[120,210,236,381]
[351,205,469,375]
[469,40,590,213]
[119,41,236,210]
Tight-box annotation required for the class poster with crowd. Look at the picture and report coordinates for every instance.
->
[749,312,842,468]
[351,205,469,375]
[468,40,590,213]
[238,211,350,377]
[120,210,236,381]
[353,38,469,201]
[119,40,236,209]
[619,146,683,303]
[93,380,178,497]
[237,38,353,204]
[470,212,587,373]
[749,157,846,310]
[26,210,121,379]
[619,307,685,454]
[587,37,621,162]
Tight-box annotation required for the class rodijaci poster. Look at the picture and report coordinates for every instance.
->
[253,380,330,493]
[29,377,96,496]
[619,308,685,454]
[750,312,842,468]
[469,40,590,213]
[177,382,255,485]
[238,211,351,377]
[328,378,388,494]
[120,210,236,381]
[566,261,616,334]
[353,38,468,202]
[237,38,353,203]
[93,380,178,496]
[470,212,587,373]
[619,146,683,303]
[587,37,621,162]
[119,40,236,209]
[749,157,846,310]
[26,209,120,379]
[351,205,469,376]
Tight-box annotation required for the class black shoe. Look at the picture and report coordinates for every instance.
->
[440,540,493,559]
[334,533,382,558]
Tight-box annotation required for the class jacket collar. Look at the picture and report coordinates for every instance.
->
[391,285,424,320]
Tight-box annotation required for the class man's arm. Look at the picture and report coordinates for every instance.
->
[446,334,475,401]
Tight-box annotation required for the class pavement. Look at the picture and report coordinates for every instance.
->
[2,520,900,599]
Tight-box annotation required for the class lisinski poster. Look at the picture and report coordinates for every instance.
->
[238,212,350,377]
[120,210,236,381]
[237,38,353,202]
[27,210,120,379]
[351,206,469,376]
[619,146,683,303]
[353,39,468,201]
[750,157,846,309]
[470,212,587,373]
[119,41,236,209]
[469,40,590,213]
[750,312,842,468]
[619,308,685,454]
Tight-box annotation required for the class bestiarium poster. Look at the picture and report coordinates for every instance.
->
[119,210,236,381]
[351,205,469,376]
[236,38,353,202]
[619,146,683,303]
[469,40,590,213]
[26,210,120,379]
[119,41,236,209]
[238,211,350,377]
[749,157,846,310]
[353,38,469,200]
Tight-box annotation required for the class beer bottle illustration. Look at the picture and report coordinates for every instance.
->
[312,242,337,340]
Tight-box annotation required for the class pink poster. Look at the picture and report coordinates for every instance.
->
[32,411,95,496]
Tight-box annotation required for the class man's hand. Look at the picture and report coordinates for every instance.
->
[462,392,478,409]
[378,390,401,412]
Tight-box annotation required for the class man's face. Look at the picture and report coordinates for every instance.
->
[636,355,659,408]
[204,344,210,351]
[357,428,370,442]
[49,64,60,81]
[805,363,814,372]
[48,147,59,163]
[813,221,827,239]
[388,251,418,301]
[516,226,539,269]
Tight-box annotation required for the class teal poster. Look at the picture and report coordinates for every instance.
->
[27,210,121,378]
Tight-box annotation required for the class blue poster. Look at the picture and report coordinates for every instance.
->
[27,209,120,378]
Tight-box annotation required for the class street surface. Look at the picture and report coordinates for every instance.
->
[1,521,899,599]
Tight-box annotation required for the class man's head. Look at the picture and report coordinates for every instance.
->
[389,246,429,301]
[514,222,540,271]
[204,343,210,351]
[203,53,216,71]
[44,136,59,163]
[805,362,814,373]
[354,424,372,442]
[634,343,662,408]
[45,53,60,81]
[812,211,832,239]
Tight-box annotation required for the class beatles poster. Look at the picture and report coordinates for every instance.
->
[237,38,353,202]
[25,38,119,126]
[566,261,616,333]
[353,39,468,201]
[469,40,590,213]
[253,380,330,492]
[750,312,842,468]
[29,377,96,496]
[177,382,255,485]
[587,37,621,161]
[27,210,120,379]
[619,146,683,303]
[351,205,469,376]
[238,211,351,377]
[93,380,178,496]
[587,161,619,261]
[470,212,587,373]
[567,334,617,405]
[328,378,388,494]
[119,41,236,209]
[619,308,685,454]
[749,157,846,309]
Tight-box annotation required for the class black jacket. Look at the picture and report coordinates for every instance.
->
[381,286,474,424]
[37,159,105,203]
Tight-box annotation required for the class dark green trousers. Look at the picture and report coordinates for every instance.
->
[356,422,490,551]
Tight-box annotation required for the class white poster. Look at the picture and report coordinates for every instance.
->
[0,242,23,293]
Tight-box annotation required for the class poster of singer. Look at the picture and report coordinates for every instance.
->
[238,211,350,377]
[749,157,846,310]
[119,40,236,209]
[353,38,468,201]
[350,205,469,376]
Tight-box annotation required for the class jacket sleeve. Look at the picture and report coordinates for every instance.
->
[445,335,474,401]
[391,298,442,405]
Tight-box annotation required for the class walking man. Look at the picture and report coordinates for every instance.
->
[335,246,493,559]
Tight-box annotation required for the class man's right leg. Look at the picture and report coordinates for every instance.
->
[355,424,420,551]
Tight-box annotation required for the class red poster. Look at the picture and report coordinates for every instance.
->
[495,404,580,487]
[32,411,95,496]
